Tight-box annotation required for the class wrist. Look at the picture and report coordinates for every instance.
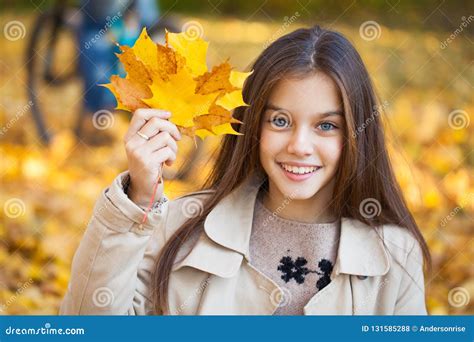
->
[123,173,165,210]
[128,185,153,208]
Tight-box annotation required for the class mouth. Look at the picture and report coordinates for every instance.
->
[277,162,322,181]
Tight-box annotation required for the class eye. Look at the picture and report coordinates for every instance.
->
[268,111,291,129]
[318,122,337,131]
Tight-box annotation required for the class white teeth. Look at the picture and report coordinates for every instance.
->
[280,163,319,174]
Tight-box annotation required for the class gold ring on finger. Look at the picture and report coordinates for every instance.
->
[136,131,150,141]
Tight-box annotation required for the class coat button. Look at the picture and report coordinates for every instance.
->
[357,275,368,280]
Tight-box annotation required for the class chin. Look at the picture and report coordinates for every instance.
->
[264,162,333,200]
[272,180,323,200]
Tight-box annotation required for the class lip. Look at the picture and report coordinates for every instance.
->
[277,162,321,182]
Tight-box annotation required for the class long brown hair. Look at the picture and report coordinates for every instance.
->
[152,25,431,314]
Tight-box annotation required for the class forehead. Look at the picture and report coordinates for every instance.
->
[267,72,342,114]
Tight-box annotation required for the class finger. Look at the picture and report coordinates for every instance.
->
[125,109,171,142]
[126,118,181,150]
[138,116,181,141]
[141,131,178,155]
[151,146,176,165]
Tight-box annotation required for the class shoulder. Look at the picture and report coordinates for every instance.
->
[342,217,424,272]
[379,223,426,310]
[343,217,420,257]
[379,223,424,266]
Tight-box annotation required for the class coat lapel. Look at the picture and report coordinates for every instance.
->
[334,218,391,277]
[303,275,354,315]
[171,172,265,277]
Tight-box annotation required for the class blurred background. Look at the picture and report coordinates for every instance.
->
[0,0,472,314]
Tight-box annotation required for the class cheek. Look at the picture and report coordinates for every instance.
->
[259,130,287,159]
[319,137,343,167]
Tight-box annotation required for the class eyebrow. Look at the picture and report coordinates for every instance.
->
[265,103,343,117]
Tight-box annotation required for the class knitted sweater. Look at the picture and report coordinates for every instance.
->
[249,192,340,315]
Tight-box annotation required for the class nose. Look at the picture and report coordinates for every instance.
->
[286,127,314,156]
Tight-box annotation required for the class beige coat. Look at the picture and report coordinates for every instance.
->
[59,171,427,315]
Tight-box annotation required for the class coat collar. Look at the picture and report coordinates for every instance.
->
[173,172,390,278]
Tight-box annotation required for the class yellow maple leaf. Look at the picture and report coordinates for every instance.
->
[103,75,151,112]
[216,90,246,111]
[132,28,160,75]
[117,46,152,85]
[144,68,217,127]
[229,70,253,88]
[194,61,235,95]
[103,27,250,139]
[166,31,208,76]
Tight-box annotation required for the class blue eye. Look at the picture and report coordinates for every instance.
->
[269,112,291,129]
[319,122,337,131]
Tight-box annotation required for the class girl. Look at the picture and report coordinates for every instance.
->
[60,25,431,315]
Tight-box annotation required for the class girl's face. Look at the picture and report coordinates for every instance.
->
[259,72,345,202]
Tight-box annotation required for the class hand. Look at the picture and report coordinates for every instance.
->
[123,109,181,207]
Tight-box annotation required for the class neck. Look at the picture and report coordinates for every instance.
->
[262,179,337,224]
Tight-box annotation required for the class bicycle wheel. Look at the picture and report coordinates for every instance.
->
[25,7,82,144]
